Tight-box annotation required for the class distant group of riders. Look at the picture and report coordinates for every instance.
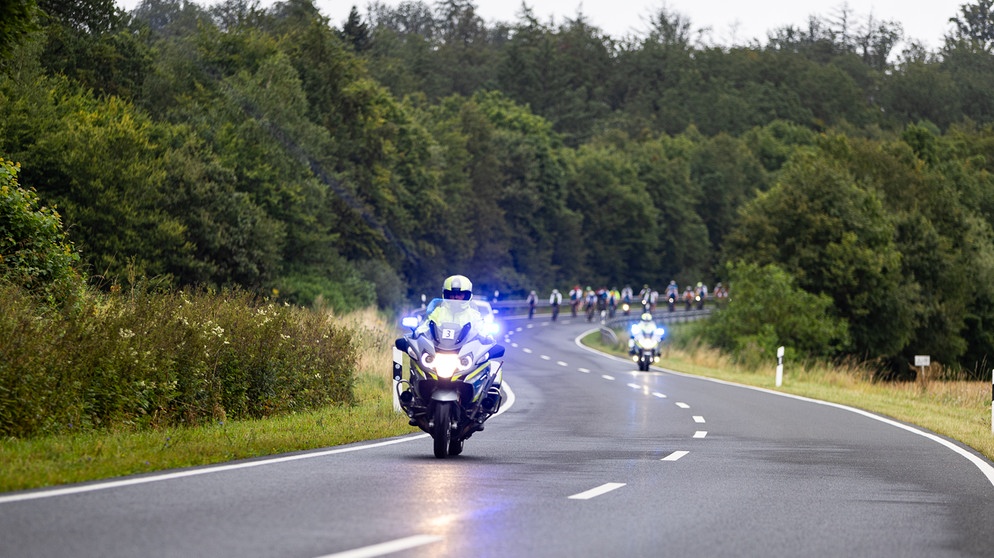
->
[524,281,728,321]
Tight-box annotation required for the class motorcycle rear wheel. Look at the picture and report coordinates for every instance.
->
[432,403,452,458]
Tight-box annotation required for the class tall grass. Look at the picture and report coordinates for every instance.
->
[0,282,357,438]
[0,296,413,492]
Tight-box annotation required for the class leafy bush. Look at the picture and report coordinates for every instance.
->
[703,261,850,367]
[0,158,84,305]
[0,283,357,438]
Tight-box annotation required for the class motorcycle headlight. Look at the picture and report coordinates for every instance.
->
[630,324,640,335]
[423,352,471,379]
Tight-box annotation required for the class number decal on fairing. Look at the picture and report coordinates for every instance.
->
[442,328,455,339]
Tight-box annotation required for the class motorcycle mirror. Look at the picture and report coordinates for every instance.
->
[395,337,411,352]
[487,345,506,360]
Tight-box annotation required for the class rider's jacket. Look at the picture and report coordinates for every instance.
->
[418,299,483,337]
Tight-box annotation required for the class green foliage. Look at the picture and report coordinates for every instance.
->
[702,261,850,366]
[36,0,152,99]
[7,0,994,378]
[0,158,83,304]
[276,259,374,313]
[726,144,912,359]
[0,0,37,60]
[0,74,193,283]
[0,283,357,438]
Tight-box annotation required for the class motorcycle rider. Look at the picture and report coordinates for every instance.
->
[419,274,487,340]
[629,312,662,356]
[621,285,633,315]
[695,282,708,310]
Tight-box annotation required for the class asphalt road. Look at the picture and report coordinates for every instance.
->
[3,315,994,557]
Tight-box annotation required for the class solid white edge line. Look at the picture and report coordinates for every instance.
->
[662,451,690,462]
[316,534,443,558]
[568,482,626,500]
[0,382,518,505]
[572,328,994,489]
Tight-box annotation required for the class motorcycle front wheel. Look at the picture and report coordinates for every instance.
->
[448,435,464,456]
[432,403,452,458]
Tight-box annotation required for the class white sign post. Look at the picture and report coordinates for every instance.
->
[775,346,785,388]
[914,355,930,385]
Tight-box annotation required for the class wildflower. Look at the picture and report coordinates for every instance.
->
[119,328,135,339]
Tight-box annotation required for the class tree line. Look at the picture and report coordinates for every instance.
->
[4,0,994,377]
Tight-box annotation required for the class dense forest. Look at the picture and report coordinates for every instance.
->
[4,0,994,377]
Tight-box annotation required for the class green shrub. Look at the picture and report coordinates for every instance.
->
[0,158,84,305]
[703,261,850,367]
[0,283,357,438]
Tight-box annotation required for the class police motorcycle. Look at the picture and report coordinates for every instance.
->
[395,298,505,458]
[629,313,664,372]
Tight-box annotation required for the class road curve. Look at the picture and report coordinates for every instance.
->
[2,315,994,557]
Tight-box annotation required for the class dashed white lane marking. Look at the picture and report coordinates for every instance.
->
[652,392,667,398]
[516,327,523,332]
[662,451,690,462]
[557,361,568,367]
[523,348,533,354]
[526,324,534,329]
[601,375,616,381]
[627,383,641,390]
[540,355,551,360]
[694,431,708,439]
[693,416,706,423]
[578,368,590,373]
[568,482,626,500]
[511,343,519,348]
[676,402,690,409]
[317,535,443,558]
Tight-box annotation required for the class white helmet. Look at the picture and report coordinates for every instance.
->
[442,275,473,310]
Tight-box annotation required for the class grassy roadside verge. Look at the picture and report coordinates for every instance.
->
[0,309,415,493]
[585,329,994,463]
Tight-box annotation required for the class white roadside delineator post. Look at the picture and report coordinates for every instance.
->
[392,346,403,412]
[775,346,785,388]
